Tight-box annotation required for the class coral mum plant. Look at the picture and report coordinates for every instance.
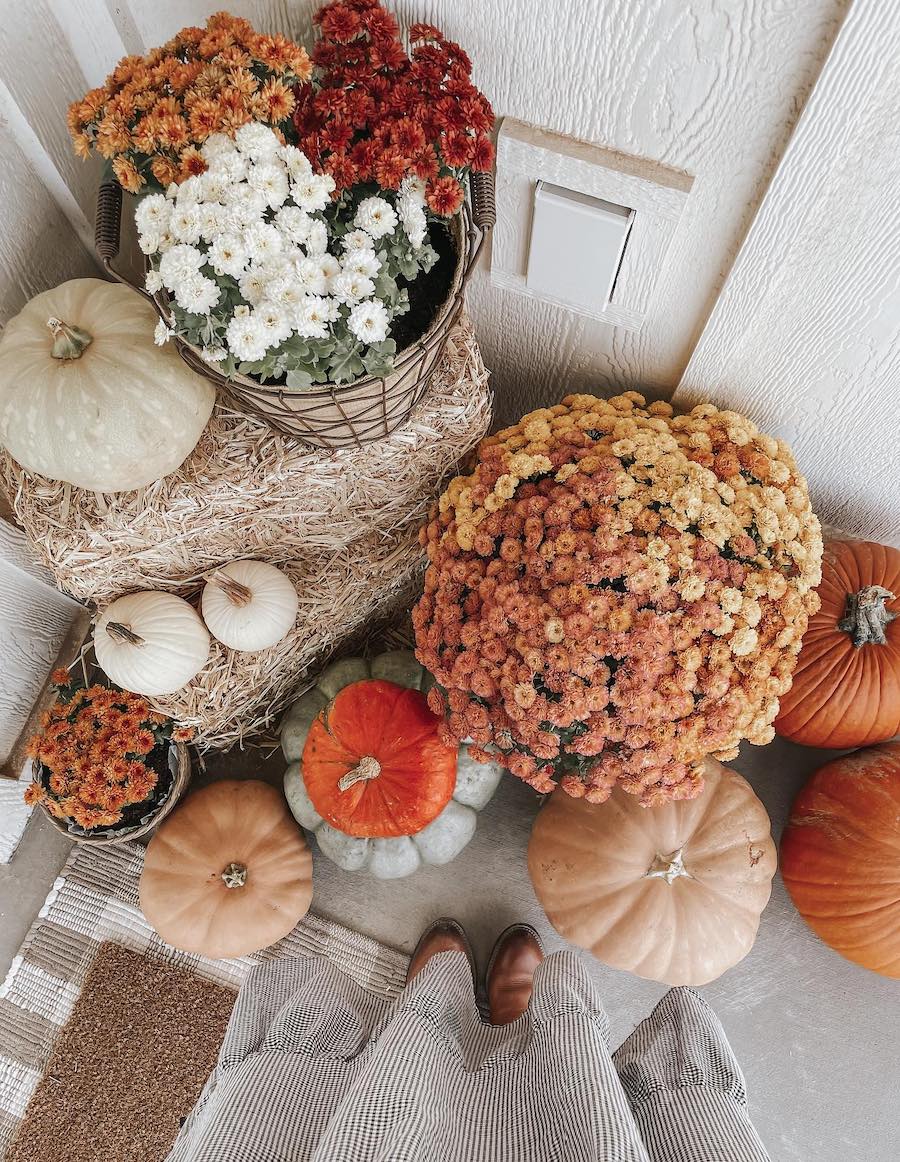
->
[68,11,311,190]
[25,671,192,831]
[413,393,823,806]
[293,0,494,212]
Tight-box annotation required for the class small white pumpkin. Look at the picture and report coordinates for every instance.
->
[0,278,214,492]
[201,561,298,651]
[281,650,503,879]
[95,591,210,696]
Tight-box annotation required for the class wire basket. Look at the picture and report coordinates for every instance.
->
[95,171,495,450]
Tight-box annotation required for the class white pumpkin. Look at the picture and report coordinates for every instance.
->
[95,591,210,696]
[281,651,503,879]
[201,561,298,652]
[0,278,214,492]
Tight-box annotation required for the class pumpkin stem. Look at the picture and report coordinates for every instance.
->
[210,571,253,607]
[47,317,92,360]
[104,621,144,647]
[338,755,382,791]
[645,846,691,885]
[221,862,248,888]
[838,585,896,647]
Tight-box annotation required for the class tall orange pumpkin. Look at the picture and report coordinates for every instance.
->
[775,539,900,748]
[780,741,900,977]
[302,679,458,838]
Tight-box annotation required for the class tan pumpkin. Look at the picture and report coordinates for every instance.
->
[528,758,776,985]
[140,779,313,959]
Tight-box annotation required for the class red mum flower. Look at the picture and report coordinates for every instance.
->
[315,86,347,116]
[318,4,362,42]
[410,145,440,182]
[350,137,378,178]
[325,148,359,190]
[370,40,407,71]
[410,23,443,42]
[426,175,464,216]
[321,120,354,152]
[391,116,426,157]
[362,6,399,42]
[440,129,474,167]
[470,134,494,172]
[374,149,407,189]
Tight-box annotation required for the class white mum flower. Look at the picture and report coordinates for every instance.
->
[201,345,227,364]
[400,203,427,249]
[234,122,281,161]
[253,300,293,346]
[200,169,231,203]
[341,248,380,278]
[274,206,312,245]
[145,270,163,294]
[135,193,170,236]
[154,319,173,345]
[207,150,248,184]
[138,231,160,256]
[341,229,374,252]
[170,205,203,245]
[295,257,328,295]
[201,133,236,160]
[155,228,176,253]
[238,269,268,306]
[159,244,204,288]
[209,232,249,278]
[266,274,307,313]
[280,145,313,180]
[244,222,283,263]
[304,220,329,256]
[354,196,398,240]
[226,313,269,362]
[293,294,337,339]
[198,202,224,241]
[399,176,426,204]
[292,172,335,213]
[174,275,220,315]
[176,175,205,206]
[348,300,390,343]
[332,271,375,303]
[247,160,290,209]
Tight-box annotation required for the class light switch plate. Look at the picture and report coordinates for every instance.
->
[492,119,694,330]
[526,182,633,313]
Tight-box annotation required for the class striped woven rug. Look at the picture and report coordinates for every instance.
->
[0,841,408,1158]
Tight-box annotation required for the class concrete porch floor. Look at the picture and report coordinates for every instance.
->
[1,733,896,1161]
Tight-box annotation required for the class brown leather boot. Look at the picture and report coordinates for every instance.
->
[406,918,476,986]
[486,924,544,1024]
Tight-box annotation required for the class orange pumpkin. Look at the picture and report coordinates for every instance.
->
[775,539,900,748]
[302,679,457,838]
[780,741,900,977]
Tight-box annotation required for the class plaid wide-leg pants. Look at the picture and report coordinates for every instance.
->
[167,950,770,1161]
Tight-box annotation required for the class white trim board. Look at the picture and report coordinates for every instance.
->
[675,0,900,545]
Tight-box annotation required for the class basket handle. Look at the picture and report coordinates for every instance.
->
[469,169,496,232]
[95,182,154,301]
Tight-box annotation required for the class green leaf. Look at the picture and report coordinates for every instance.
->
[327,344,365,383]
[285,368,314,389]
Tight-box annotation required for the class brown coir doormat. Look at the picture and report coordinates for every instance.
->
[6,943,235,1162]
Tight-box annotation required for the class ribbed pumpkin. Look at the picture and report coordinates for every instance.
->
[528,758,776,985]
[781,741,900,977]
[302,678,458,838]
[140,780,313,959]
[775,539,900,748]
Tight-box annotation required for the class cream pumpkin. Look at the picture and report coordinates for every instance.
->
[0,278,214,491]
[528,758,776,985]
[140,780,313,959]
[95,590,210,696]
[201,561,298,651]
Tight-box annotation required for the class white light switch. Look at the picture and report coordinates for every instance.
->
[526,182,633,314]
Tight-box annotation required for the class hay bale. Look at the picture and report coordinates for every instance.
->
[1,318,491,749]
